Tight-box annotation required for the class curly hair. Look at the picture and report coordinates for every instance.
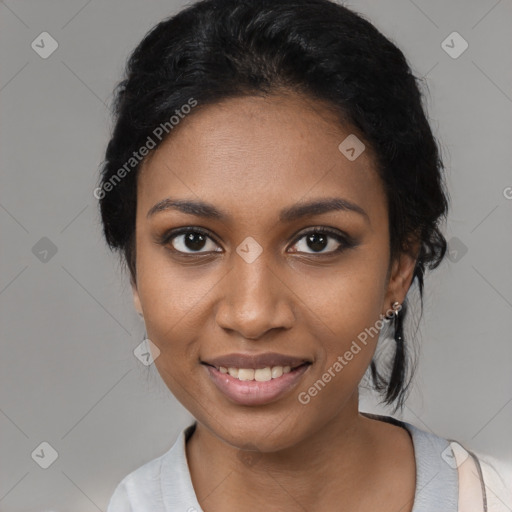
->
[98,0,449,411]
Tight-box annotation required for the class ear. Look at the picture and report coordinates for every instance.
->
[131,280,143,317]
[383,238,421,310]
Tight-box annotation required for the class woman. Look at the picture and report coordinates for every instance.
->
[98,0,511,510]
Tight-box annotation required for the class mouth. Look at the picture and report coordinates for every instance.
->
[201,361,310,382]
[201,361,312,406]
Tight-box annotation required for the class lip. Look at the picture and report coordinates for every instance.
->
[203,362,311,406]
[202,352,311,370]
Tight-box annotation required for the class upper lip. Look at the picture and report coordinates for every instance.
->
[202,352,312,370]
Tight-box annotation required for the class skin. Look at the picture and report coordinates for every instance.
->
[131,91,419,511]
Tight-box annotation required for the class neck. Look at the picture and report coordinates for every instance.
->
[185,395,392,511]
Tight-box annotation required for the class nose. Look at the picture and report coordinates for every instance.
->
[215,253,295,340]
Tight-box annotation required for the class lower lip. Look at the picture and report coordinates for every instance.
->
[204,363,311,406]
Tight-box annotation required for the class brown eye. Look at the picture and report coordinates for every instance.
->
[162,228,222,254]
[289,228,353,255]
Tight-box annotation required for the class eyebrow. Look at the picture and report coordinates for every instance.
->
[147,197,369,224]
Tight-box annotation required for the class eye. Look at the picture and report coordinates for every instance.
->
[288,227,352,255]
[158,226,355,257]
[161,227,222,255]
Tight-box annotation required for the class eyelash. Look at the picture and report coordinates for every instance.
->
[157,226,356,257]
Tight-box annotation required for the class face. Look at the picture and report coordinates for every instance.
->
[132,92,417,451]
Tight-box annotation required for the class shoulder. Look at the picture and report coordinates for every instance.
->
[106,422,199,512]
[402,421,460,510]
[404,421,511,510]
[404,420,512,511]
[363,412,460,509]
[106,450,168,512]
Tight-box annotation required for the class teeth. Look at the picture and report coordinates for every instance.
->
[271,366,283,379]
[254,367,272,381]
[219,365,297,381]
[238,368,254,381]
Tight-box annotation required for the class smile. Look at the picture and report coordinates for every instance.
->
[202,362,312,406]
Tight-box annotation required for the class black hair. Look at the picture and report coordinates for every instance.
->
[98,0,449,411]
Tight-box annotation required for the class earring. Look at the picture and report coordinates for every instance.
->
[392,301,403,343]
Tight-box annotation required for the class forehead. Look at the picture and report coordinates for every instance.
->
[137,93,385,223]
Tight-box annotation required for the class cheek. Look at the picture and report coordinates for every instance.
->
[134,243,201,363]
[293,248,390,395]
[134,239,234,414]
[135,230,215,327]
[136,257,208,411]
[295,298,385,437]
[299,244,389,336]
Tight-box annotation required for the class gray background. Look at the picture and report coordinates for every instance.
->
[1,0,511,510]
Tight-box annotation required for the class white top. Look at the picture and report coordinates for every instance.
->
[106,414,512,511]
